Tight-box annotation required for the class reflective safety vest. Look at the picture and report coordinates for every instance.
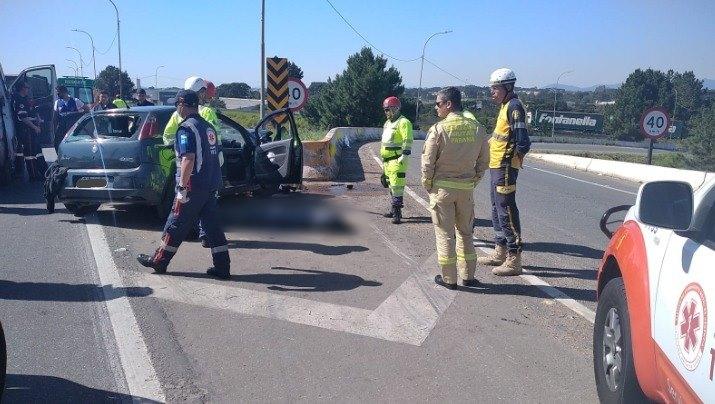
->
[113,98,128,109]
[163,106,221,146]
[489,95,531,169]
[380,115,413,161]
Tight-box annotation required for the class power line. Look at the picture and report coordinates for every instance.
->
[96,33,117,55]
[424,57,470,85]
[324,0,420,63]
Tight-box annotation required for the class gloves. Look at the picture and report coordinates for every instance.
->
[380,173,389,188]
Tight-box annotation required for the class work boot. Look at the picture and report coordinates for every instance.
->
[207,267,231,280]
[434,275,457,290]
[492,252,523,276]
[477,244,507,266]
[460,278,482,287]
[136,254,167,274]
[391,206,402,224]
[382,206,394,218]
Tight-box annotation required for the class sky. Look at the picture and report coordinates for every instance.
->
[1,0,714,89]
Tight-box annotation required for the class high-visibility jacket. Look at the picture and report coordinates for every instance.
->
[112,98,128,108]
[163,105,220,146]
[489,94,531,169]
[379,115,413,161]
[422,111,489,190]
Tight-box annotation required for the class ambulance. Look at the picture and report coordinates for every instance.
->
[594,177,715,402]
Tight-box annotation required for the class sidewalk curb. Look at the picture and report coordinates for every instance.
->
[529,153,715,191]
[303,127,426,181]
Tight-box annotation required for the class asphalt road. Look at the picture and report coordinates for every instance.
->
[532,141,673,155]
[0,142,642,402]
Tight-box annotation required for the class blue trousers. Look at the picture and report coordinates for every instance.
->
[153,188,230,270]
[489,167,523,253]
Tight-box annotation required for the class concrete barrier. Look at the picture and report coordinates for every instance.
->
[303,127,426,181]
[529,153,715,191]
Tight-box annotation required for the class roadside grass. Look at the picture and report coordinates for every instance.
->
[537,150,691,169]
[220,109,327,141]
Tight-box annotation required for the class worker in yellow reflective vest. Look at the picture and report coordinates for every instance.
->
[112,94,128,109]
[163,76,220,146]
[476,68,531,276]
[380,96,413,224]
[422,87,489,289]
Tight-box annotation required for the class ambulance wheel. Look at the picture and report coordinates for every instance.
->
[64,202,100,217]
[593,278,646,403]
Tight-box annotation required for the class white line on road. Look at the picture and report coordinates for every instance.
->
[370,152,597,325]
[85,215,166,402]
[524,164,637,196]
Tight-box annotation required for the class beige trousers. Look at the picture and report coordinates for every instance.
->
[428,187,477,284]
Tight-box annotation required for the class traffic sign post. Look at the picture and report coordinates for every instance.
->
[266,57,288,124]
[640,107,670,165]
[287,78,309,112]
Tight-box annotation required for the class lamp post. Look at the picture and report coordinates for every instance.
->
[155,65,165,88]
[66,46,84,77]
[72,29,96,80]
[551,69,573,137]
[108,0,123,99]
[66,59,79,77]
[415,30,452,127]
[259,0,266,118]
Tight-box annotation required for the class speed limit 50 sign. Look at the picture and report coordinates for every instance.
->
[640,107,670,139]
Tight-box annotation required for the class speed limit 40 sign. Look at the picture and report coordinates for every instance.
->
[640,107,670,139]
[287,78,309,112]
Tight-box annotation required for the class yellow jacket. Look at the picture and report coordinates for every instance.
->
[163,105,220,145]
[421,111,489,190]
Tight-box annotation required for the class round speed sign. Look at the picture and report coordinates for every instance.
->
[287,78,309,112]
[640,107,670,139]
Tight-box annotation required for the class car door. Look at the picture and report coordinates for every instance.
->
[652,186,715,401]
[10,65,57,147]
[216,111,253,185]
[252,109,302,185]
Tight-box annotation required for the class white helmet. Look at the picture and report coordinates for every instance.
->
[184,76,207,92]
[489,68,517,86]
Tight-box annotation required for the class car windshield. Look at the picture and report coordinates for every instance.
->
[69,113,145,141]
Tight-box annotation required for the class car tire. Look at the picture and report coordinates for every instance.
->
[593,277,647,403]
[63,202,100,217]
[255,183,279,198]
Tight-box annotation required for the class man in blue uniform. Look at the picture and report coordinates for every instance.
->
[13,80,46,180]
[137,90,231,279]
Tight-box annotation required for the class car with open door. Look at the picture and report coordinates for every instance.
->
[56,106,302,217]
[593,177,715,403]
[0,63,57,185]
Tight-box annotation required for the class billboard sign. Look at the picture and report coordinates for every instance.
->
[534,110,604,132]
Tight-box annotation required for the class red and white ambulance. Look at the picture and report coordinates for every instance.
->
[594,177,715,403]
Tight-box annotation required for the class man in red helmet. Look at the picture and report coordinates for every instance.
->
[380,96,413,224]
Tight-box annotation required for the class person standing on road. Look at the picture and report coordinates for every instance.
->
[163,76,220,146]
[380,96,413,224]
[135,89,155,106]
[112,93,128,109]
[93,91,114,111]
[476,68,531,276]
[12,81,47,181]
[53,85,89,150]
[422,87,489,289]
[137,90,231,279]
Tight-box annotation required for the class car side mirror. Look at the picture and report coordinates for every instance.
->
[635,181,693,231]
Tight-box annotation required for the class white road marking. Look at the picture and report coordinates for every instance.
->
[85,215,166,402]
[524,164,637,196]
[370,150,597,325]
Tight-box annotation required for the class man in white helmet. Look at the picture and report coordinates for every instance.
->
[162,76,221,146]
[476,68,531,276]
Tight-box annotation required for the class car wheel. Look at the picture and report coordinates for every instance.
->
[63,203,100,217]
[593,278,647,403]
[255,183,279,198]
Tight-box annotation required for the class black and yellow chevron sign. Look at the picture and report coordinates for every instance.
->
[266,56,288,123]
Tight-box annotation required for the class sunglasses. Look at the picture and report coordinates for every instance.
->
[435,100,448,107]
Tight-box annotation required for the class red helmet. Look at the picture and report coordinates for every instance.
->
[382,96,400,109]
[205,81,217,99]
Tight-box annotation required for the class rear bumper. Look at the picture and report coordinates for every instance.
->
[59,165,164,206]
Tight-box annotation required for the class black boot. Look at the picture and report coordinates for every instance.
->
[207,267,230,280]
[434,275,457,290]
[391,206,402,224]
[137,254,168,274]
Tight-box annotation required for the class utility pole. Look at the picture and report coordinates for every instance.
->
[72,29,96,80]
[108,0,123,99]
[155,65,165,88]
[415,30,451,127]
[260,0,266,118]
[551,70,573,137]
[66,47,84,77]
[66,59,79,77]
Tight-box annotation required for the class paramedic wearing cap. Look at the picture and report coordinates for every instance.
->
[137,90,231,279]
[162,76,220,146]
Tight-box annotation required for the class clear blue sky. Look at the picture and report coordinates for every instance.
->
[1,0,713,89]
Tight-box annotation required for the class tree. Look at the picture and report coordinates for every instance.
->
[606,69,674,140]
[94,65,134,99]
[287,61,304,80]
[216,82,254,98]
[684,103,715,171]
[308,81,327,97]
[302,47,405,128]
[668,70,705,123]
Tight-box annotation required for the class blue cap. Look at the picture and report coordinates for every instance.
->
[175,90,199,107]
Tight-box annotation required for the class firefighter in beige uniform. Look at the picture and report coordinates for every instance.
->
[422,87,489,289]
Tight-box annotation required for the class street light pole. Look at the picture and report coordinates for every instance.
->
[260,0,266,119]
[66,59,79,77]
[72,29,96,80]
[551,69,573,137]
[108,0,123,99]
[415,30,452,127]
[155,65,165,88]
[66,47,84,77]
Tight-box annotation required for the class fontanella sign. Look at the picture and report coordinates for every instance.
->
[534,110,604,132]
